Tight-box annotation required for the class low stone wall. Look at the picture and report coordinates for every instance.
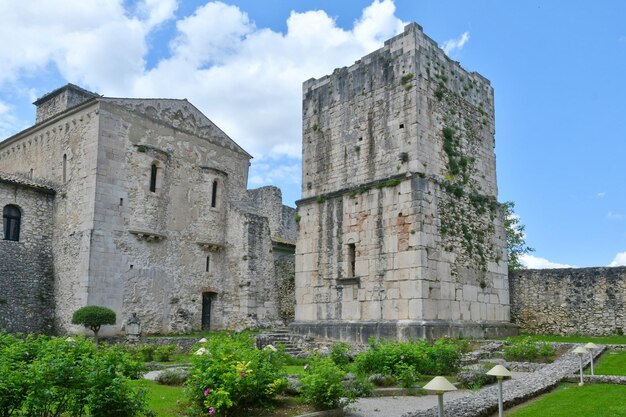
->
[509,267,626,336]
[404,344,606,417]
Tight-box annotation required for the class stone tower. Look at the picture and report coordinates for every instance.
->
[291,23,517,341]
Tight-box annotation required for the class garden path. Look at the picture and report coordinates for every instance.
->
[344,372,529,417]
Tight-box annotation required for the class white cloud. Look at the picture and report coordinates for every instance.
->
[0,0,177,93]
[607,211,624,220]
[596,192,606,198]
[249,159,301,187]
[0,0,406,180]
[609,252,626,267]
[520,254,574,269]
[130,0,406,160]
[0,101,24,139]
[441,31,470,55]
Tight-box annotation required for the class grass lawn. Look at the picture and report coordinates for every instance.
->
[507,383,626,417]
[503,334,626,345]
[589,350,626,376]
[131,379,186,417]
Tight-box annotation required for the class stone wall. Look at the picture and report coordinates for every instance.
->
[0,178,55,333]
[510,267,626,336]
[0,101,101,333]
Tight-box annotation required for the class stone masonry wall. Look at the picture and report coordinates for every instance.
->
[510,267,626,336]
[294,23,511,340]
[0,181,55,334]
[93,99,256,335]
[0,103,100,333]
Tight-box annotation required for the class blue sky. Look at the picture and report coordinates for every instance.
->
[1,0,625,268]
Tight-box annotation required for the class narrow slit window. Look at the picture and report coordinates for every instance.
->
[206,255,211,272]
[3,205,21,242]
[347,243,356,277]
[150,164,157,192]
[211,180,218,208]
[62,154,67,183]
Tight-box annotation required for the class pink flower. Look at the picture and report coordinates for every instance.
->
[240,372,246,377]
[209,406,215,416]
[204,388,211,396]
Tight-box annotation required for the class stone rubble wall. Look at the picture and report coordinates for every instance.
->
[0,103,101,334]
[510,267,626,336]
[0,181,55,333]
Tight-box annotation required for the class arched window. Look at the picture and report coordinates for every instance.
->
[150,163,158,193]
[211,180,218,208]
[3,205,21,241]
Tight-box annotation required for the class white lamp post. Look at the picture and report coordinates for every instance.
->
[487,364,512,417]
[573,346,588,386]
[584,342,599,376]
[423,376,457,417]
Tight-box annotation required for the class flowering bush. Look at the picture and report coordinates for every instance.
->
[0,331,146,417]
[185,333,286,416]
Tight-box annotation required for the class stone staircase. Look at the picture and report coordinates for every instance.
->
[255,327,307,357]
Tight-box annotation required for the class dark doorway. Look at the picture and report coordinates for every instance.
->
[201,292,216,331]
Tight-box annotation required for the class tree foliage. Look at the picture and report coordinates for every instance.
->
[503,201,534,272]
[71,305,116,341]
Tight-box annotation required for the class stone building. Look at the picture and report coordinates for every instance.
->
[291,23,517,341]
[0,173,56,333]
[0,84,296,336]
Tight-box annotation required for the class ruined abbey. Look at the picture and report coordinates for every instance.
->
[2,22,622,339]
[0,84,296,336]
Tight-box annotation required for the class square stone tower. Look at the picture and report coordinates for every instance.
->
[291,23,517,341]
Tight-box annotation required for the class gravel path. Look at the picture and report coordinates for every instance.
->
[345,390,472,417]
[345,372,531,417]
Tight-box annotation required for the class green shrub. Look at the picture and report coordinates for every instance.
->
[185,333,285,416]
[395,362,419,388]
[503,337,555,362]
[299,358,351,410]
[71,305,116,342]
[136,344,157,362]
[156,368,189,386]
[354,337,466,378]
[0,332,146,417]
[368,373,396,387]
[330,342,351,368]
[347,375,374,397]
[155,344,176,362]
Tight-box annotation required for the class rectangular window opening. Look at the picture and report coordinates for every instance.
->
[347,243,356,277]
[206,255,211,272]
[150,164,157,193]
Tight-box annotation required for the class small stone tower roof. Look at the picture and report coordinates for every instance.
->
[33,83,100,124]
